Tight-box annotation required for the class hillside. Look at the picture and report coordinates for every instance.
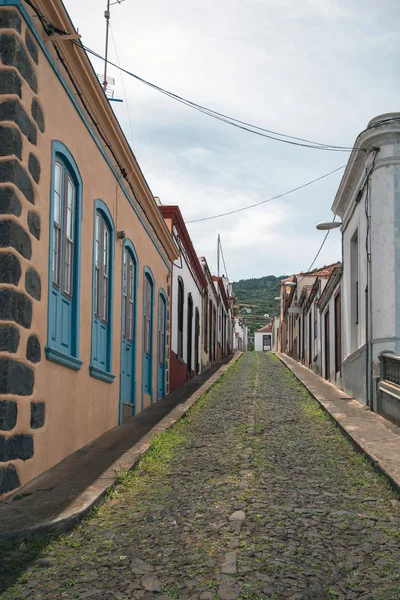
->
[232,275,284,334]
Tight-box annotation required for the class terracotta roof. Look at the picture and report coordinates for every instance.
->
[256,323,273,333]
[282,262,341,284]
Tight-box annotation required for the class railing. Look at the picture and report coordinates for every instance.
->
[380,352,400,387]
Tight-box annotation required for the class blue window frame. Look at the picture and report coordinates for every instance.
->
[90,200,115,383]
[45,141,83,370]
[142,267,154,405]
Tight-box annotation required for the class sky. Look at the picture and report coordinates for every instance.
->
[64,0,400,281]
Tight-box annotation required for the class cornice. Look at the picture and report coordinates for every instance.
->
[160,206,207,290]
[317,267,342,312]
[332,115,400,218]
[32,0,178,262]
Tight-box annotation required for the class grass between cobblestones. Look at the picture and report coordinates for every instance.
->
[0,353,399,600]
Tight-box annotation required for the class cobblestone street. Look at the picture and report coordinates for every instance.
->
[1,353,400,600]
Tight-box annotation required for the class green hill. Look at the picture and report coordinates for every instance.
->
[232,275,284,334]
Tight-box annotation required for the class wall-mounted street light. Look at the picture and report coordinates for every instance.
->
[316,221,342,230]
[285,282,297,288]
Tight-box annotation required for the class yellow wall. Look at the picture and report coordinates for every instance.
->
[0,6,173,494]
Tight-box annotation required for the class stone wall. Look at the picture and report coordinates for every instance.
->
[0,7,44,496]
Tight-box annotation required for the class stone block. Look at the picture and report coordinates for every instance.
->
[0,464,20,494]
[0,70,21,98]
[25,267,41,300]
[30,402,45,429]
[0,356,34,395]
[0,10,21,33]
[0,125,22,159]
[0,34,38,93]
[28,153,40,183]
[0,187,21,216]
[0,288,32,328]
[0,252,21,284]
[0,400,17,430]
[0,434,33,461]
[0,160,34,204]
[0,324,19,352]
[0,99,37,145]
[26,334,40,363]
[25,30,38,64]
[27,211,40,239]
[0,219,31,258]
[31,98,44,133]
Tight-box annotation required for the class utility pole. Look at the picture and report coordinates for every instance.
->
[103,0,111,92]
[217,234,220,277]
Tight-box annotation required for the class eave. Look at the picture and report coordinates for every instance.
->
[160,206,208,290]
[30,0,178,263]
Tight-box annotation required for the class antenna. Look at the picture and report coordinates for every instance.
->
[98,0,126,96]
[217,234,220,277]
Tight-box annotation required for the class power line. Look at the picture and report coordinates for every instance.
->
[109,24,135,151]
[76,43,363,153]
[220,239,229,281]
[186,152,372,224]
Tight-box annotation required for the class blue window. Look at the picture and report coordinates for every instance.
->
[90,200,115,383]
[45,141,83,370]
[142,267,154,404]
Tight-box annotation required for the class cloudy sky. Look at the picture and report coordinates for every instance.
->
[65,0,399,281]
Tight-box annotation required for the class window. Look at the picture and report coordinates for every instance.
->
[46,142,82,370]
[94,214,110,323]
[314,302,318,339]
[158,294,166,365]
[351,230,359,325]
[144,276,152,355]
[142,268,154,400]
[123,249,135,341]
[177,278,184,359]
[90,201,115,383]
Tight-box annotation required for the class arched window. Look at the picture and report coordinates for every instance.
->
[142,267,154,402]
[90,200,115,383]
[46,141,82,370]
[177,278,184,359]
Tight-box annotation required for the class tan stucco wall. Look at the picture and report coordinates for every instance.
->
[0,8,172,493]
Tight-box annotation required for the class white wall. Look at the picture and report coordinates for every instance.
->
[255,331,272,351]
[171,233,203,371]
[234,318,248,351]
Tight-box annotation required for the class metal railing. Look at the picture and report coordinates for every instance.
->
[380,352,400,387]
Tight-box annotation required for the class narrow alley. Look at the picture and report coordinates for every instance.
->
[1,353,399,600]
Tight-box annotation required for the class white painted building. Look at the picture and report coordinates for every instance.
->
[234,317,248,351]
[255,324,273,351]
[332,113,400,413]
[160,206,207,392]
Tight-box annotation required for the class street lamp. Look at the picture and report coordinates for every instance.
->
[285,282,296,288]
[316,221,342,230]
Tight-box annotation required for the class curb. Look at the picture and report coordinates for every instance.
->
[1,352,243,541]
[276,353,400,497]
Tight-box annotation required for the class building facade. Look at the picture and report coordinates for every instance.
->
[0,0,178,497]
[160,206,207,392]
[233,316,248,351]
[255,323,273,351]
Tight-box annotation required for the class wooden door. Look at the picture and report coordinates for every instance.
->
[324,309,330,380]
[334,291,342,377]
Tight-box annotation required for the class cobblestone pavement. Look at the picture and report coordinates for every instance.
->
[1,353,400,600]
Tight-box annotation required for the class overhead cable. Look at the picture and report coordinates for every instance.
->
[186,150,374,224]
[76,43,363,153]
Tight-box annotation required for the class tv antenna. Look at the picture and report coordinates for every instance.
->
[97,0,126,100]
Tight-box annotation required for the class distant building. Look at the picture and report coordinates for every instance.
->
[255,323,273,351]
[160,206,207,392]
[234,317,248,351]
